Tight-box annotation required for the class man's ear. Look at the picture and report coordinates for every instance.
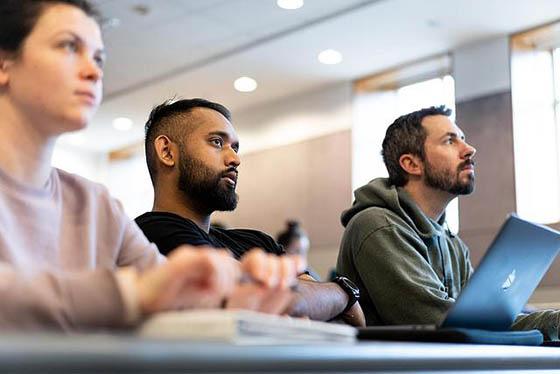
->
[399,153,423,178]
[154,135,177,168]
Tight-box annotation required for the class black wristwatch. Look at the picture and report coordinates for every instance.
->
[332,276,360,314]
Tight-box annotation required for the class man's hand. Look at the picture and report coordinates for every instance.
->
[136,246,239,315]
[226,248,306,314]
[131,246,305,319]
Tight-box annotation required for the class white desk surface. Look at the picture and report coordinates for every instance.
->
[0,333,559,373]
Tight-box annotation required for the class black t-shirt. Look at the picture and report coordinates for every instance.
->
[135,211,284,259]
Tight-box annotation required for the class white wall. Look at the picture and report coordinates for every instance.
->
[453,36,511,102]
[234,82,353,155]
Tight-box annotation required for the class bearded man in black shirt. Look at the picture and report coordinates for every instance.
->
[136,98,364,326]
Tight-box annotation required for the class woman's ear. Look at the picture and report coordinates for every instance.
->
[0,53,14,86]
[154,135,177,168]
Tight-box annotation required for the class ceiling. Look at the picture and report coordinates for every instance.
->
[59,0,560,152]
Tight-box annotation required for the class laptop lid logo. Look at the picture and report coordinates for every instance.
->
[501,269,516,291]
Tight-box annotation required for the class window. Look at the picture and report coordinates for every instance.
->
[352,55,459,232]
[511,24,560,223]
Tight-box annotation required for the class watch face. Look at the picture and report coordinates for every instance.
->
[336,276,360,300]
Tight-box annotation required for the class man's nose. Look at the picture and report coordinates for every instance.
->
[463,141,476,159]
[226,148,240,167]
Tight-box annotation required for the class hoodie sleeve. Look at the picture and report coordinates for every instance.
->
[353,224,455,325]
[512,311,560,340]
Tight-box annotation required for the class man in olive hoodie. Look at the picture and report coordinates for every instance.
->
[337,105,560,340]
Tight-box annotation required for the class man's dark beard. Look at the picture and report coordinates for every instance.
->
[424,158,475,195]
[178,153,238,213]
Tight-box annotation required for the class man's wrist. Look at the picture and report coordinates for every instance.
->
[332,276,360,315]
[285,290,309,317]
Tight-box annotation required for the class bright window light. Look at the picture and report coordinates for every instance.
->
[511,47,560,223]
[234,76,258,92]
[277,0,304,10]
[112,117,133,131]
[318,49,343,65]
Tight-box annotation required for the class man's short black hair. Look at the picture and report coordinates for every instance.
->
[381,105,452,187]
[144,98,232,186]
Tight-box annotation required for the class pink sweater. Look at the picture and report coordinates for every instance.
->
[0,167,164,330]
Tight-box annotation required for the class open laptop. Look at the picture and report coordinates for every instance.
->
[359,214,560,344]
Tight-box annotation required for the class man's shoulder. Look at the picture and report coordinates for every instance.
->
[135,211,197,229]
[345,205,412,234]
[341,205,424,259]
[134,211,210,255]
[211,227,283,256]
[135,211,204,242]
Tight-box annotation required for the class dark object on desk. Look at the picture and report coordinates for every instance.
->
[358,327,544,346]
[542,340,560,346]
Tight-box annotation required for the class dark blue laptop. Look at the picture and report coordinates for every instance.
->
[359,214,560,344]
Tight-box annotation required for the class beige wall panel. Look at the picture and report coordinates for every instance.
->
[307,245,340,280]
[456,91,516,234]
[458,229,496,267]
[305,132,352,248]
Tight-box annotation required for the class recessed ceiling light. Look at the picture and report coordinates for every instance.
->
[318,49,343,65]
[277,0,304,10]
[234,76,258,93]
[112,117,133,131]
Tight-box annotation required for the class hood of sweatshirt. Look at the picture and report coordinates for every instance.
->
[341,178,446,239]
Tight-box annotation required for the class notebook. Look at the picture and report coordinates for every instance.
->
[138,309,357,345]
[359,214,560,344]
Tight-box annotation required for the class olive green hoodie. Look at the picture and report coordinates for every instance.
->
[337,178,560,339]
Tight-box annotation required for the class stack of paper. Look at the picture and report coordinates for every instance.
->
[138,310,357,345]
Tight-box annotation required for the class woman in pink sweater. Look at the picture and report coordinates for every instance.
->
[0,0,302,330]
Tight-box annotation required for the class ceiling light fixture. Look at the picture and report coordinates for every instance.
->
[112,117,134,131]
[277,0,304,10]
[318,49,343,65]
[234,76,258,93]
